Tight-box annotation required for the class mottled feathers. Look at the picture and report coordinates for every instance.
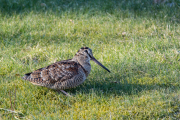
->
[23,60,85,89]
[22,47,110,94]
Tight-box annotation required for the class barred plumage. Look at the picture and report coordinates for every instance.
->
[22,47,110,96]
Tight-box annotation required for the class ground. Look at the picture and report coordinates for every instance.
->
[0,0,180,119]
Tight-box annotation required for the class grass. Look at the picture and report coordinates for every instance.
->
[0,0,180,119]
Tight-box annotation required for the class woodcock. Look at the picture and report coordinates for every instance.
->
[22,47,110,96]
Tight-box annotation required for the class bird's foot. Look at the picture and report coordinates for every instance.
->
[59,90,72,97]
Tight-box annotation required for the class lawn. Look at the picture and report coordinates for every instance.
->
[0,0,180,119]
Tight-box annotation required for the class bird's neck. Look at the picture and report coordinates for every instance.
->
[72,55,91,76]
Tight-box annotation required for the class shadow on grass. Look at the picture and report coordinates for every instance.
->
[64,60,179,96]
[0,0,179,23]
[67,77,179,97]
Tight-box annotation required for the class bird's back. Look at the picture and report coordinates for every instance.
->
[22,59,87,90]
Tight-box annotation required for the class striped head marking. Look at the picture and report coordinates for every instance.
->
[76,47,110,73]
[76,47,93,59]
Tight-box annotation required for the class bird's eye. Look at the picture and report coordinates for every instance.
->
[85,50,92,57]
[85,50,88,53]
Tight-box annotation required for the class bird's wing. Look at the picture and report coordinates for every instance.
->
[22,60,79,85]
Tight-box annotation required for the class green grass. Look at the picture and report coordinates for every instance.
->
[0,0,180,119]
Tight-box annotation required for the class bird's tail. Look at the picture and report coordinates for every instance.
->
[22,72,32,80]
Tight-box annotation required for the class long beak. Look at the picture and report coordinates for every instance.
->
[91,57,110,73]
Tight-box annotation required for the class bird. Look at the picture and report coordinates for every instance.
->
[22,47,110,96]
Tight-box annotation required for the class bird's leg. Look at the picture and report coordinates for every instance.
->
[60,90,72,97]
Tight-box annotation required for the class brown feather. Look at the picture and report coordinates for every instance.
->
[23,60,80,85]
[22,47,110,92]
